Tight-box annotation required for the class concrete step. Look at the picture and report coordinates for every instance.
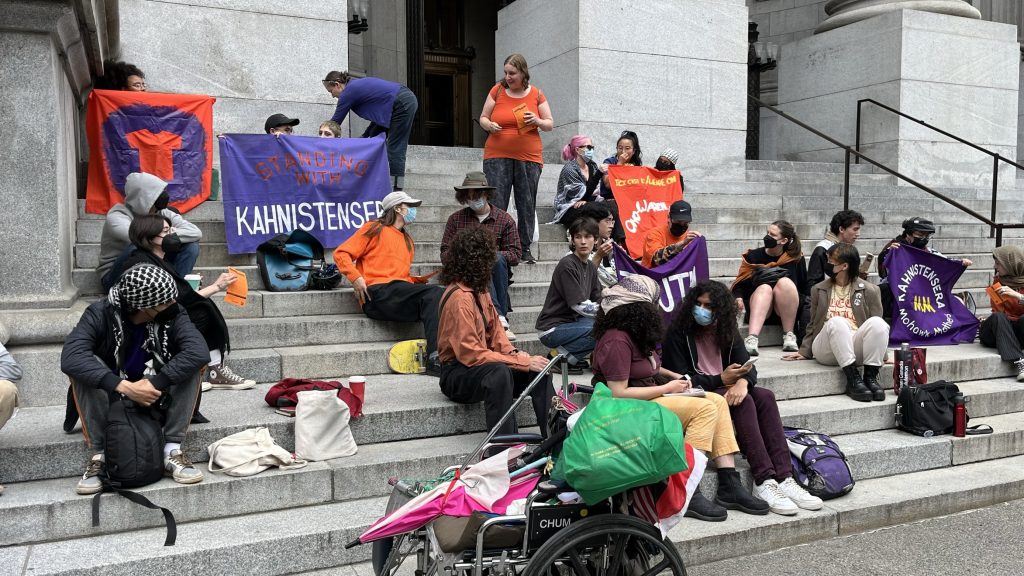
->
[746,159,882,174]
[675,454,1024,567]
[1,498,385,575]
[745,170,896,185]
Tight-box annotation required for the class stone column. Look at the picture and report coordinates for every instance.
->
[495,0,748,181]
[0,0,115,310]
[817,0,981,33]
[778,9,1018,189]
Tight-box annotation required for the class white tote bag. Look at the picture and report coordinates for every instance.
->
[294,389,358,461]
[207,427,308,477]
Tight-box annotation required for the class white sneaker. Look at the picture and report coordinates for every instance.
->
[753,479,798,516]
[744,334,760,356]
[201,381,213,392]
[1015,359,1024,382]
[782,331,799,352]
[499,316,516,341]
[778,477,824,511]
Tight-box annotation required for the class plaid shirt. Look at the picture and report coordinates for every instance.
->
[440,205,521,266]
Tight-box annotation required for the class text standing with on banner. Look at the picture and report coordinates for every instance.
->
[218,134,392,254]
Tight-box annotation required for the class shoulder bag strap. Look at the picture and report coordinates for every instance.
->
[93,488,177,546]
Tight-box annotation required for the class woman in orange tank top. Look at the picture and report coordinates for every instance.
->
[478,53,554,264]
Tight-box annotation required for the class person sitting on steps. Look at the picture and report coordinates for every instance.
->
[576,202,619,288]
[589,275,769,522]
[642,200,702,268]
[97,172,202,292]
[979,245,1024,382]
[441,171,521,342]
[662,280,823,516]
[0,321,23,496]
[335,191,444,376]
[783,243,889,403]
[535,218,603,374]
[807,209,865,291]
[125,215,255,393]
[61,264,209,495]
[437,227,551,436]
[732,220,807,356]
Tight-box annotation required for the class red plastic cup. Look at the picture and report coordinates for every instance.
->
[348,376,366,402]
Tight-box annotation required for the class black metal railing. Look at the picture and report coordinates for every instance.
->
[749,94,1024,246]
[856,98,1024,239]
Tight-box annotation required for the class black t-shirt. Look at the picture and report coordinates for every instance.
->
[535,253,602,331]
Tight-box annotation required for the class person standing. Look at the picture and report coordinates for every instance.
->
[478,53,554,264]
[324,71,419,191]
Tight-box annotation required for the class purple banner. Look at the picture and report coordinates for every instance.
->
[614,236,710,322]
[218,134,391,254]
[885,245,979,346]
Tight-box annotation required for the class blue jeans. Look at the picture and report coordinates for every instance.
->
[363,86,418,182]
[538,317,595,365]
[489,252,511,317]
[101,242,201,291]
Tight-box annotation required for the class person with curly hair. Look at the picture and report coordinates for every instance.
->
[662,280,823,516]
[436,227,552,435]
[95,60,147,91]
[590,275,769,522]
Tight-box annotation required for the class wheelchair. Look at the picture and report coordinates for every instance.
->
[348,356,689,576]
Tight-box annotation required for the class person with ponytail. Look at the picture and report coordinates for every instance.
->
[732,220,808,356]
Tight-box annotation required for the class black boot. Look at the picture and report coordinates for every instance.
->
[862,365,885,401]
[683,491,727,522]
[191,389,210,424]
[843,364,873,402]
[715,468,769,515]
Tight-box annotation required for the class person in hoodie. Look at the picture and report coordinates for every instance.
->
[662,280,824,517]
[61,264,209,495]
[97,172,202,291]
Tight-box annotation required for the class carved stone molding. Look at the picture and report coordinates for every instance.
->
[816,0,980,34]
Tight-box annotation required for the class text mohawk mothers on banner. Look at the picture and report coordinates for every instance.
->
[218,134,391,254]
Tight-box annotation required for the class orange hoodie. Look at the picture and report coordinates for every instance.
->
[334,222,416,286]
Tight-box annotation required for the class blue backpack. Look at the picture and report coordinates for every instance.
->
[783,427,855,500]
[256,229,324,292]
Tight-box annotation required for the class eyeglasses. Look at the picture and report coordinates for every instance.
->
[128,82,147,90]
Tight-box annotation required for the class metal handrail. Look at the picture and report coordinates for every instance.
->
[749,94,1024,246]
[856,98,1024,239]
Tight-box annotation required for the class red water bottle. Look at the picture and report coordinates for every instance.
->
[953,393,967,437]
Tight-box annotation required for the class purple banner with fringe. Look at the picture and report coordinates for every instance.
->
[613,236,710,323]
[885,245,979,346]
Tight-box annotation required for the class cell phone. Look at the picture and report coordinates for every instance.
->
[740,357,759,369]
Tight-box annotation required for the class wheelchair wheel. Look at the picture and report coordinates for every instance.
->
[523,514,686,576]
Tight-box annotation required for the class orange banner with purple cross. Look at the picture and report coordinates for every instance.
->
[85,89,215,214]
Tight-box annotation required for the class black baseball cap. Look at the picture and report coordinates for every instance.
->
[669,200,692,222]
[264,113,300,133]
[902,217,935,234]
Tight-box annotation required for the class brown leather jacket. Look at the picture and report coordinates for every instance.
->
[799,279,884,358]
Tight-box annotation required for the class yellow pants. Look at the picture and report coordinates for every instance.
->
[653,392,739,460]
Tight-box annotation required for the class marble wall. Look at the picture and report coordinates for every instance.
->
[497,0,749,179]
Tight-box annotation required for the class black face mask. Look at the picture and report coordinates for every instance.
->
[655,160,675,171]
[670,223,688,237]
[763,235,779,249]
[161,232,182,254]
[909,236,929,249]
[153,305,179,325]
[824,263,838,279]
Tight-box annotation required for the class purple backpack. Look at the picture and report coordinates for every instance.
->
[783,427,855,500]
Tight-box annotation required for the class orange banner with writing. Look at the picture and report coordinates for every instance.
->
[85,89,215,214]
[607,166,684,259]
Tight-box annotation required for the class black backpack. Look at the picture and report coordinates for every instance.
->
[92,396,178,545]
[895,380,959,436]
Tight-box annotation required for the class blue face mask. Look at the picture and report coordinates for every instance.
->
[403,206,417,224]
[692,306,714,326]
[469,198,488,213]
[583,148,594,162]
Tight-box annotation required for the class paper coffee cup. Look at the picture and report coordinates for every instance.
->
[184,274,201,291]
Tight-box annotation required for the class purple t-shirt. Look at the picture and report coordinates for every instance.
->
[330,77,402,127]
[592,329,660,383]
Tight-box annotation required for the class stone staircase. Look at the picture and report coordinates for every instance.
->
[3,146,1024,574]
